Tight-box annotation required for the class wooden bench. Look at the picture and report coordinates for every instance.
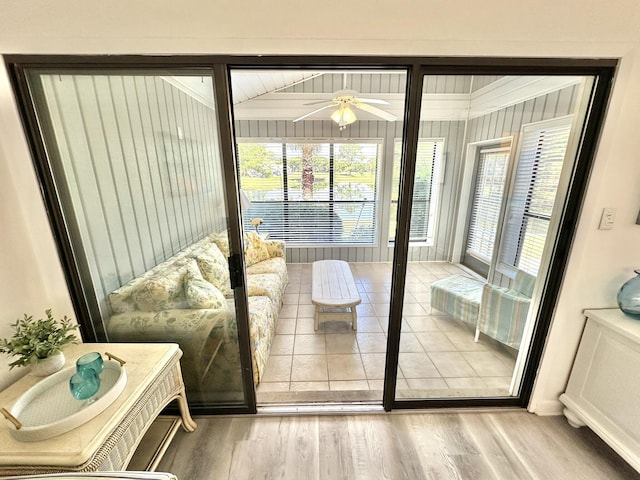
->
[311,260,361,331]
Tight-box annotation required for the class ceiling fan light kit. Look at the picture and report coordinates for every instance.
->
[293,88,397,129]
[330,104,357,130]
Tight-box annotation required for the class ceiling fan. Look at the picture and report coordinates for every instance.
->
[293,89,397,130]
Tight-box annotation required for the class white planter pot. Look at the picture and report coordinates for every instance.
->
[30,351,66,377]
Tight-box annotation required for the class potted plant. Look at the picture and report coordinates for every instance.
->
[0,309,79,376]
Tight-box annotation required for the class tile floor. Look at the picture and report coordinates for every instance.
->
[256,262,518,404]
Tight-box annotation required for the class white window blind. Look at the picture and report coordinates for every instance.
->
[389,138,444,245]
[237,140,380,245]
[465,148,509,263]
[499,120,571,276]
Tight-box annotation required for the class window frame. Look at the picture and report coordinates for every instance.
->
[236,137,384,247]
[496,116,574,278]
[388,137,445,247]
[464,145,511,265]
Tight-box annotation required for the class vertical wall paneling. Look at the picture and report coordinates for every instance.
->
[41,76,114,305]
[39,74,224,317]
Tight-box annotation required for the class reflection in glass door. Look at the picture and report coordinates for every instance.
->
[394,74,595,401]
[23,70,250,408]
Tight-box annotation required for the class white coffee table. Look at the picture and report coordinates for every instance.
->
[312,260,361,331]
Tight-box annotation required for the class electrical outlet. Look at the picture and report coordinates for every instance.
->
[599,207,616,230]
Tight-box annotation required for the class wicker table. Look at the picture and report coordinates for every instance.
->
[0,343,196,476]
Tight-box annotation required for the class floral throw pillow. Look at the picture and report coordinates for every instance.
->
[212,233,230,258]
[203,242,228,268]
[245,231,270,267]
[183,266,226,309]
[195,254,232,296]
[133,272,183,311]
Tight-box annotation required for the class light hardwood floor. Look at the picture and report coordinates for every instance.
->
[156,410,639,479]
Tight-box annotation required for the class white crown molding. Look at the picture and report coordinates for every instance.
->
[468,75,584,118]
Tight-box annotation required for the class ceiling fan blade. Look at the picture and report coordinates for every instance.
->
[353,102,398,121]
[293,104,335,122]
[304,99,335,106]
[354,97,390,105]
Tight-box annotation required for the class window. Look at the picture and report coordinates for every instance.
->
[499,118,572,276]
[389,138,444,245]
[237,140,380,245]
[465,147,509,263]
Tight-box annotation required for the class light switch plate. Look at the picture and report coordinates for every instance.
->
[599,207,616,230]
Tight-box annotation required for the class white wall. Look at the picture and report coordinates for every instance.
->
[0,0,639,411]
[0,63,76,389]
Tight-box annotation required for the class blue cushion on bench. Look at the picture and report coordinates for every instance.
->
[430,274,484,327]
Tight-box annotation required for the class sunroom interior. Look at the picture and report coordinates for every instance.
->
[25,67,593,407]
[230,70,585,404]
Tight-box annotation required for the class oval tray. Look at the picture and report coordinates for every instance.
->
[5,358,127,442]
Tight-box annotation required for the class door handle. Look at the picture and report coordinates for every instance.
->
[228,253,244,289]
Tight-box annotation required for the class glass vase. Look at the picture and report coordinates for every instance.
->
[617,269,640,319]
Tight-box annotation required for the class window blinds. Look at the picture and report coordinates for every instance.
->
[499,121,571,276]
[389,138,444,245]
[237,141,380,245]
[465,148,509,262]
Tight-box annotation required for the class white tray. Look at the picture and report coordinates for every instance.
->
[4,358,127,442]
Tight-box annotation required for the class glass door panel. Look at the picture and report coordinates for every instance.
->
[24,70,249,408]
[394,73,595,401]
[230,68,407,405]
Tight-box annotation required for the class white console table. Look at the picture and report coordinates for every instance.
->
[0,343,196,476]
[560,309,640,472]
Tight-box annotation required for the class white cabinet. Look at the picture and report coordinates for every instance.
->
[560,309,640,473]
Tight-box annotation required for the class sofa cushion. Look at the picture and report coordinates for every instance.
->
[246,273,283,315]
[247,295,277,384]
[246,257,288,286]
[430,274,484,327]
[211,232,230,258]
[245,232,271,267]
[184,262,226,309]
[196,254,232,297]
[132,269,186,311]
[202,241,228,267]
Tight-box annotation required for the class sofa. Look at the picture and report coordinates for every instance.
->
[106,231,287,390]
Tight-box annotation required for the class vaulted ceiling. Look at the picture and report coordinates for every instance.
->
[169,71,583,123]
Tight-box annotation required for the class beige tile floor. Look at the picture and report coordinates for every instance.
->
[256,262,517,404]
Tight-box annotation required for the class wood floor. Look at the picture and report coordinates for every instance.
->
[156,410,639,479]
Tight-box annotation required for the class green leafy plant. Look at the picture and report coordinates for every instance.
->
[0,309,79,369]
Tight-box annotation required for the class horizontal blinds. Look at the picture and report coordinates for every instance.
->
[238,141,380,245]
[389,138,444,244]
[499,121,571,276]
[466,148,509,262]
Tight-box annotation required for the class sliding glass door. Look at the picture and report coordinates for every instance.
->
[8,56,615,413]
[17,68,253,410]
[391,72,597,403]
[230,68,407,405]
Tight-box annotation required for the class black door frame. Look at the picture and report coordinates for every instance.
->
[5,55,616,414]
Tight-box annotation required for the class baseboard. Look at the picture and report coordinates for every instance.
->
[528,398,564,416]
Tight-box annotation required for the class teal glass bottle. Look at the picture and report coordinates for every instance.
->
[617,269,640,319]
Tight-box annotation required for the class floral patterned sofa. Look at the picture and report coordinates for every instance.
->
[106,232,287,390]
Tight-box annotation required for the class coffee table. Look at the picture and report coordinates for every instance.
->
[312,260,361,331]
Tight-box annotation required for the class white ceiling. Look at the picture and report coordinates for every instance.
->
[167,72,584,122]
